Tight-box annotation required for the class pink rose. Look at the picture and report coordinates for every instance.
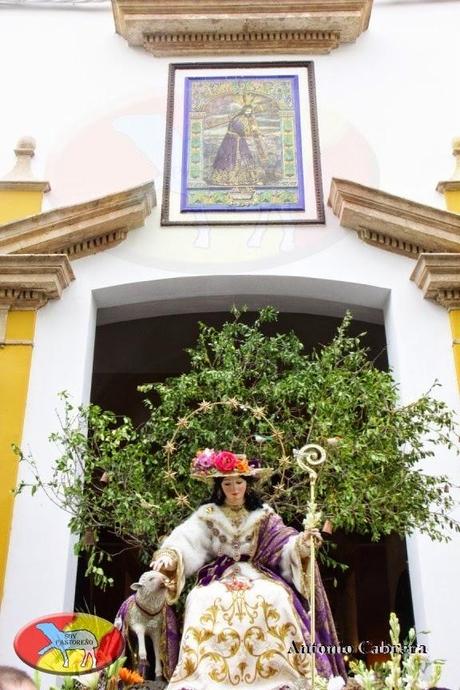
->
[214,451,238,473]
[194,448,215,470]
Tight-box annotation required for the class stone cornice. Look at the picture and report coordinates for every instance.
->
[0,180,51,193]
[0,181,155,260]
[411,254,460,310]
[328,178,460,258]
[436,180,460,194]
[112,0,373,56]
[0,255,75,310]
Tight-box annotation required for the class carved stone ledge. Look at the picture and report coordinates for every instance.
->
[0,255,75,310]
[0,180,50,193]
[411,254,460,310]
[0,181,155,259]
[436,180,460,194]
[328,178,460,258]
[144,29,341,56]
[112,0,373,56]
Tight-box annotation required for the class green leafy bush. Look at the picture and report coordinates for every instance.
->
[16,308,459,587]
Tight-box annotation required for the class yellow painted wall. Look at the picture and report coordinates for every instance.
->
[438,187,460,388]
[449,310,460,388]
[0,185,44,600]
[0,310,36,601]
[444,190,460,214]
[0,190,43,225]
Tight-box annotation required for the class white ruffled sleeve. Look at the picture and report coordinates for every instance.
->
[152,507,211,603]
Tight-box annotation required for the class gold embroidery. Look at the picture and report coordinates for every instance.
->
[152,546,178,564]
[217,592,260,625]
[170,589,311,685]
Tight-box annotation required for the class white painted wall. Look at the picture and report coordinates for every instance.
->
[1,1,460,686]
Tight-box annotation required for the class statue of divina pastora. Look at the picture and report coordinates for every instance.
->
[149,449,347,690]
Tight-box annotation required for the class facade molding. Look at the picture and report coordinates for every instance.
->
[411,254,460,310]
[0,181,50,193]
[328,177,460,258]
[436,180,460,194]
[112,0,372,56]
[329,178,460,310]
[0,181,155,260]
[0,255,75,310]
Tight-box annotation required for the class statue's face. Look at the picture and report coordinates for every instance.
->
[221,476,247,506]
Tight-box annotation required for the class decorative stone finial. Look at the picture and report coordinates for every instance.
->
[0,136,50,196]
[451,137,460,181]
[4,136,37,182]
[436,137,460,200]
[15,136,36,155]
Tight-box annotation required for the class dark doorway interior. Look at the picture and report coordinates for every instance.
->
[75,310,414,666]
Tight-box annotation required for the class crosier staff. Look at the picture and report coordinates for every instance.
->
[294,443,327,690]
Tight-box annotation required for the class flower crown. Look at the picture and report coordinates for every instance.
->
[191,449,269,482]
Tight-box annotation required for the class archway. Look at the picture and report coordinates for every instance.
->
[76,283,414,664]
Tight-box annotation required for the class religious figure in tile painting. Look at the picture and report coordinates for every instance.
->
[182,75,305,212]
[150,449,346,690]
[209,101,267,187]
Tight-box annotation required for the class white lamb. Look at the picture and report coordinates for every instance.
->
[115,570,168,688]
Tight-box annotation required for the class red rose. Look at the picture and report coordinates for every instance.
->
[214,451,238,473]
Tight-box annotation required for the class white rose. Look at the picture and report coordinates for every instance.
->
[327,677,346,690]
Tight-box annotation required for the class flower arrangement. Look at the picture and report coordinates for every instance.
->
[117,668,144,686]
[348,613,443,690]
[191,448,258,479]
[35,657,145,690]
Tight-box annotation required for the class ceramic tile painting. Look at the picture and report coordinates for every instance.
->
[162,62,324,226]
[181,75,304,213]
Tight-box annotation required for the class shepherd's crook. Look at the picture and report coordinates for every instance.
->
[294,443,326,690]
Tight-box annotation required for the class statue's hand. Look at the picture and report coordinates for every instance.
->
[297,528,323,556]
[150,549,178,573]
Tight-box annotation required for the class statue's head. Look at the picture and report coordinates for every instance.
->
[210,475,263,511]
[220,475,248,506]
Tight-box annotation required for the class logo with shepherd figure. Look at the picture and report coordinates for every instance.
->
[14,613,124,675]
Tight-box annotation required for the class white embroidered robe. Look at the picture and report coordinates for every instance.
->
[158,503,316,690]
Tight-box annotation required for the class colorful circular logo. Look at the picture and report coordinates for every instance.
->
[14,612,124,675]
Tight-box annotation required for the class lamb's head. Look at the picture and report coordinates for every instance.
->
[130,571,167,606]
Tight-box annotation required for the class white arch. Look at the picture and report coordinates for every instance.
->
[94,273,389,325]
